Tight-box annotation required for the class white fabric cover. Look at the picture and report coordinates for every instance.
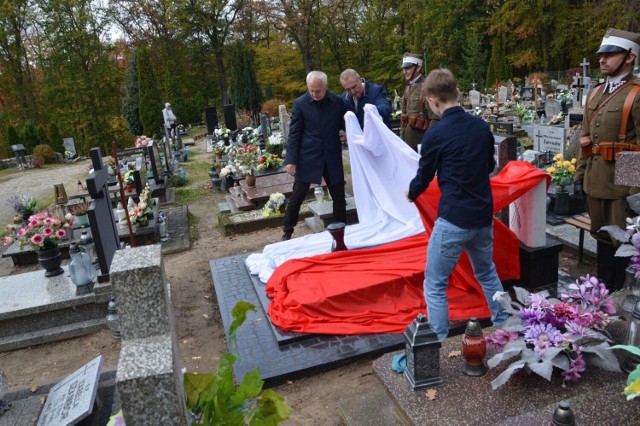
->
[245,104,425,283]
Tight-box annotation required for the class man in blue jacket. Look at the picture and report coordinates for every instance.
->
[406,68,509,341]
[340,69,392,129]
[281,71,349,241]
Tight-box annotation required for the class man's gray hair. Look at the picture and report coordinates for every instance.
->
[340,69,360,81]
[306,71,328,86]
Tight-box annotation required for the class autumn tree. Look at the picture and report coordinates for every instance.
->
[137,47,163,137]
[122,49,144,136]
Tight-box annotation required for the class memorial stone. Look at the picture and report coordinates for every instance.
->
[498,86,508,104]
[489,122,514,136]
[533,125,566,156]
[63,137,77,158]
[204,106,218,135]
[37,355,103,426]
[86,148,121,283]
[491,135,518,177]
[279,105,290,142]
[112,245,189,426]
[469,90,481,107]
[545,99,562,119]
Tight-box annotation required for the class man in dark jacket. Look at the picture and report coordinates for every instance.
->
[340,69,392,129]
[281,71,349,241]
[406,68,508,341]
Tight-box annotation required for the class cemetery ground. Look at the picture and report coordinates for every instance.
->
[0,137,597,424]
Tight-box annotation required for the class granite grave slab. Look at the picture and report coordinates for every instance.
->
[37,355,102,426]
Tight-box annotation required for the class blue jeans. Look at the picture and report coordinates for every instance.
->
[424,217,509,341]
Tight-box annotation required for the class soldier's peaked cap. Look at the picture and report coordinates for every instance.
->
[597,28,640,56]
[402,53,423,69]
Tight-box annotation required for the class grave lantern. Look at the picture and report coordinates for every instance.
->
[621,268,640,316]
[106,297,122,339]
[552,400,575,426]
[158,211,169,242]
[327,222,347,252]
[621,301,640,374]
[403,313,443,390]
[78,230,97,265]
[461,317,487,376]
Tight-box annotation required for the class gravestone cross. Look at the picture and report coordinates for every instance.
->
[531,77,541,112]
[580,57,593,103]
[86,148,120,283]
[493,81,501,115]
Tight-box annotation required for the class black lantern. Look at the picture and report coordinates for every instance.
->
[106,297,122,339]
[552,400,575,426]
[403,314,443,390]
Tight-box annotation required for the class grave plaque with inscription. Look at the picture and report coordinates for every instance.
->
[469,90,481,107]
[533,125,566,155]
[489,122,514,136]
[37,355,103,426]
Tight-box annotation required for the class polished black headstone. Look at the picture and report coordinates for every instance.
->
[223,104,238,131]
[86,148,121,283]
[205,106,218,135]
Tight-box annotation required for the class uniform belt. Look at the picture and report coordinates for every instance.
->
[591,142,640,155]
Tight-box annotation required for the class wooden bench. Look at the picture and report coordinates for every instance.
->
[564,213,591,264]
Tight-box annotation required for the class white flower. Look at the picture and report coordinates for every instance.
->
[139,201,147,210]
[268,134,283,145]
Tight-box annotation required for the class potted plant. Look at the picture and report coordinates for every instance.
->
[7,194,40,224]
[3,211,74,276]
[67,201,90,226]
[546,153,577,216]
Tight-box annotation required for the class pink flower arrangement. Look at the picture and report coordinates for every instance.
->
[3,211,74,251]
[135,135,152,148]
[486,276,620,389]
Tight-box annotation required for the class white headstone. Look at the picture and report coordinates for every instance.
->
[469,90,481,107]
[509,179,547,248]
[278,105,290,142]
[63,137,76,156]
[533,124,566,156]
[498,86,508,104]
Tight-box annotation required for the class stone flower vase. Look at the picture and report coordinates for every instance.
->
[37,245,64,277]
[554,189,571,216]
[245,172,256,188]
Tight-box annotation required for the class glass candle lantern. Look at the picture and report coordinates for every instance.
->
[461,317,487,376]
[622,301,640,374]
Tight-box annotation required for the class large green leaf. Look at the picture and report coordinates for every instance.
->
[229,301,257,339]
[231,369,264,405]
[252,389,291,425]
[184,372,215,410]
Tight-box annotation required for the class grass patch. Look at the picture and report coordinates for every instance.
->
[175,185,210,205]
[183,160,212,184]
[187,210,199,240]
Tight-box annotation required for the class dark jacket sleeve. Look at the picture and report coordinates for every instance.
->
[370,84,392,123]
[408,133,438,200]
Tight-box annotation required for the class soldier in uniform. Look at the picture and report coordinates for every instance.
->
[574,28,640,290]
[400,53,439,151]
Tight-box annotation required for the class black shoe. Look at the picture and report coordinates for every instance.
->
[281,230,293,241]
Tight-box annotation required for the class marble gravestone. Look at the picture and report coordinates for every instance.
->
[533,125,566,156]
[63,137,77,158]
[279,105,291,142]
[37,355,103,426]
[545,99,562,119]
[469,90,481,107]
[498,86,508,104]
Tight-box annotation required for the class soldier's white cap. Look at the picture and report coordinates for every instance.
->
[597,28,640,56]
[165,102,171,107]
[402,53,423,69]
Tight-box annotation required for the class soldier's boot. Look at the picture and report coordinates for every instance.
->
[596,241,616,290]
[612,255,631,292]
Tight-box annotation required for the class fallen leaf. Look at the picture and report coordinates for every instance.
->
[287,380,294,385]
[31,386,39,393]
[192,356,202,360]
[425,388,437,401]
[39,395,47,405]
[448,350,462,358]
[202,314,209,319]
[204,295,210,299]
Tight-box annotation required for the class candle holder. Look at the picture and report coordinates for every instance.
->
[462,317,487,376]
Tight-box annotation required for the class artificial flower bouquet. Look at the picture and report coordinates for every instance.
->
[256,153,283,172]
[266,134,284,156]
[236,143,259,172]
[219,164,238,179]
[548,113,565,125]
[486,277,620,390]
[262,193,286,217]
[135,135,152,148]
[215,127,232,140]
[602,199,640,279]
[546,153,576,191]
[3,211,74,251]
[139,184,155,211]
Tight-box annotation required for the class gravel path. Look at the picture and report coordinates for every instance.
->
[0,160,92,225]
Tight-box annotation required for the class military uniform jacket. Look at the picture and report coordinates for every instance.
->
[575,71,640,199]
[400,75,439,149]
